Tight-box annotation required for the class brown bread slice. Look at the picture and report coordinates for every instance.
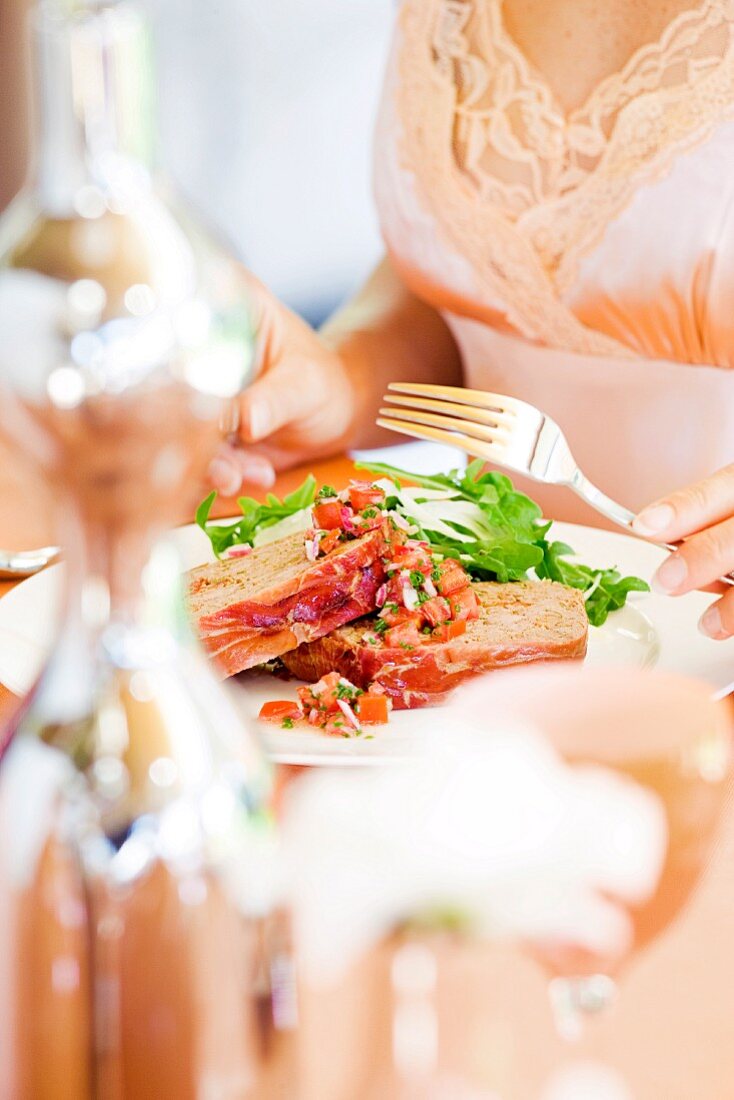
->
[281,580,588,709]
[188,528,387,677]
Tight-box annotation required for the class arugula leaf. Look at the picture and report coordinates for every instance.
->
[196,475,318,558]
[536,540,650,627]
[359,460,551,583]
[357,460,649,625]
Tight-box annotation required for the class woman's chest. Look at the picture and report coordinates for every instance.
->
[376,0,734,364]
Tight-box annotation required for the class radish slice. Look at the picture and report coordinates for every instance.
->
[423,576,437,598]
[391,511,412,532]
[340,507,357,533]
[402,584,419,612]
[337,699,361,732]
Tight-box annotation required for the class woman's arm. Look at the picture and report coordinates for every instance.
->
[320,255,463,450]
[210,255,463,495]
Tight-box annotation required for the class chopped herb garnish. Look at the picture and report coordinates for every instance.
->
[336,681,363,701]
[356,459,649,627]
[362,507,378,518]
[281,717,295,729]
[317,485,338,500]
[373,619,389,634]
[398,642,415,651]
[409,570,425,588]
[431,565,442,583]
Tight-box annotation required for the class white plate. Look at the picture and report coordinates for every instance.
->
[1,521,733,766]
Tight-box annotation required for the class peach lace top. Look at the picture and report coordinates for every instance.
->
[375,0,734,523]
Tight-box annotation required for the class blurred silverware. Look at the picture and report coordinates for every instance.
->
[0,546,60,579]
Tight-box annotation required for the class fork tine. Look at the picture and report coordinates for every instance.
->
[378,406,510,447]
[382,392,515,432]
[387,381,527,417]
[376,416,508,462]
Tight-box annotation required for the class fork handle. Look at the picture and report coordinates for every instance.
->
[570,472,734,587]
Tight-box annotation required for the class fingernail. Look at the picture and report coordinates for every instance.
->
[247,401,270,441]
[242,463,276,489]
[652,555,688,593]
[700,604,725,639]
[219,398,241,436]
[209,457,242,497]
[633,503,675,536]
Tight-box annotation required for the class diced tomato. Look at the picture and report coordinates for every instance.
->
[435,559,470,596]
[420,596,452,627]
[385,621,425,648]
[382,574,407,606]
[356,693,390,725]
[432,619,467,643]
[391,545,432,574]
[386,524,408,553]
[449,587,480,622]
[349,482,386,512]
[310,671,342,712]
[355,511,383,533]
[298,685,318,712]
[324,716,350,737]
[313,500,343,530]
[258,700,302,723]
[318,529,341,556]
[379,605,423,628]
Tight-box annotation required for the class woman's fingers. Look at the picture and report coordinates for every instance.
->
[700,588,734,640]
[651,514,734,596]
[633,464,734,541]
[238,353,333,443]
[209,444,276,498]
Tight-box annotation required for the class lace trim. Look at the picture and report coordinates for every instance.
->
[396,0,734,356]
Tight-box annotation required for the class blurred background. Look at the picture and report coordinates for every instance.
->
[0,0,394,325]
[0,0,396,544]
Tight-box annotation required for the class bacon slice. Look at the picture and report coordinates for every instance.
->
[281,581,588,709]
[188,529,387,677]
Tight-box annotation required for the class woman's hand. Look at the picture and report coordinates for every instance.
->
[209,273,358,497]
[633,464,734,639]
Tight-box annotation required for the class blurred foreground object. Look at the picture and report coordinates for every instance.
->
[455,666,733,1039]
[284,716,672,1099]
[0,1,279,1095]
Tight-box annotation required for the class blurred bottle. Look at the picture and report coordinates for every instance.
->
[0,2,282,1097]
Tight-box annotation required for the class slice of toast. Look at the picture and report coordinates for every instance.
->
[282,580,588,708]
[188,528,387,677]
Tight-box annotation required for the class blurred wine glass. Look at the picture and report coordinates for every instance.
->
[283,712,681,1097]
[456,666,733,1041]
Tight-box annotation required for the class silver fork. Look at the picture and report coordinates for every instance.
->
[379,381,734,584]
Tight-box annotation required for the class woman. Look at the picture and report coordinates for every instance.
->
[211,0,734,640]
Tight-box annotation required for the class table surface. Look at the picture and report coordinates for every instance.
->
[1,449,733,1099]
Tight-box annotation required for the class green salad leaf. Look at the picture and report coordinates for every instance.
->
[195,460,649,625]
[536,540,650,627]
[357,459,649,626]
[196,476,318,558]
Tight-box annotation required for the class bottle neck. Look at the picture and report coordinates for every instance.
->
[30,0,155,216]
